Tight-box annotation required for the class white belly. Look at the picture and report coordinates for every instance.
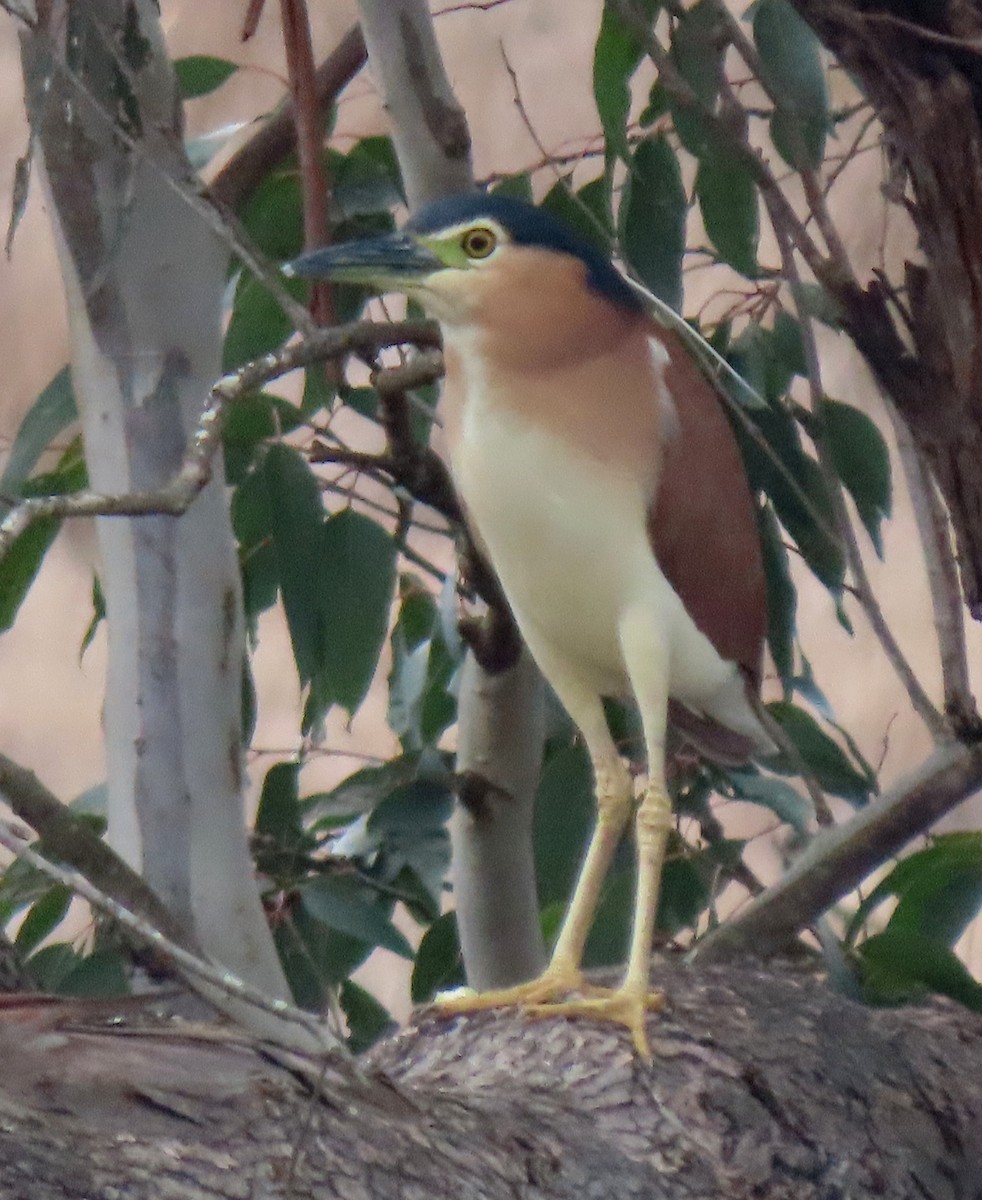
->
[452,398,732,710]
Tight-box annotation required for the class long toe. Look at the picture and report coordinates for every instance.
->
[430,962,588,1015]
[525,984,665,1059]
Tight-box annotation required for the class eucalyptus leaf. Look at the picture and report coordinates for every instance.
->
[0,366,76,499]
[753,0,829,169]
[859,930,982,1013]
[0,515,59,634]
[317,510,397,717]
[766,700,872,803]
[260,445,325,684]
[822,399,892,557]
[695,150,760,277]
[757,502,796,689]
[300,875,414,960]
[729,769,813,833]
[620,136,687,311]
[174,55,238,99]
[411,911,464,1003]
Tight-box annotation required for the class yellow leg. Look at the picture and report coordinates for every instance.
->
[434,660,633,1016]
[527,611,672,1057]
[433,764,631,1013]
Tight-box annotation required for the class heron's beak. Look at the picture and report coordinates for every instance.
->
[282,233,444,289]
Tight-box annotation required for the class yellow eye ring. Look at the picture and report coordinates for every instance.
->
[461,227,497,260]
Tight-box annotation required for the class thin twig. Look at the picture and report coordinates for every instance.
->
[0,319,440,561]
[766,197,948,741]
[0,817,340,1055]
[212,25,367,211]
[888,407,977,730]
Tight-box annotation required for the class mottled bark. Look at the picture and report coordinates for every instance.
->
[19,0,289,997]
[2,959,980,1199]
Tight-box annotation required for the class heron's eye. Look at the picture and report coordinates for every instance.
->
[461,227,497,260]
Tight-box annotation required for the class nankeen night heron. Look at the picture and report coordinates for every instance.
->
[286,194,771,1056]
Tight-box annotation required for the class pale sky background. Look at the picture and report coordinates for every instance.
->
[1,1,980,1005]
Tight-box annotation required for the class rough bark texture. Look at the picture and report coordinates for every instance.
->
[2,958,981,1198]
[791,0,982,637]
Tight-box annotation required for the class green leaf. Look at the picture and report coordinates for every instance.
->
[255,761,303,841]
[849,833,982,948]
[223,392,304,484]
[669,0,725,157]
[657,856,710,936]
[593,2,646,162]
[174,55,238,99]
[240,172,304,261]
[695,150,759,276]
[0,516,59,634]
[317,510,397,717]
[753,0,829,169]
[79,574,105,660]
[797,282,843,329]
[731,391,844,594]
[15,884,71,953]
[334,137,405,218]
[534,744,596,907]
[757,503,796,688]
[728,769,813,833]
[858,930,982,1013]
[232,466,279,628]
[821,399,892,557]
[583,868,632,967]
[772,311,808,378]
[0,367,76,498]
[300,875,414,959]
[339,979,396,1053]
[305,756,421,828]
[541,178,614,254]
[260,445,325,684]
[491,173,534,203]
[411,911,464,1003]
[368,779,454,838]
[26,943,82,992]
[766,700,873,803]
[224,274,299,372]
[386,588,458,752]
[56,949,129,998]
[620,136,687,311]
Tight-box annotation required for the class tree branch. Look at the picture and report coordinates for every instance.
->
[0,814,340,1056]
[210,25,367,211]
[0,319,440,561]
[695,740,982,963]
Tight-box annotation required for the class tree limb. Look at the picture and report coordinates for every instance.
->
[695,740,982,963]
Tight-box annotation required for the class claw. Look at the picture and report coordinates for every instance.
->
[526,985,664,1059]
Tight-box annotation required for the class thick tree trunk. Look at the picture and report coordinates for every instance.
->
[20,0,289,997]
[1,958,979,1198]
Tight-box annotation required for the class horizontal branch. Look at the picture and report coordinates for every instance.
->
[0,319,441,563]
[0,815,340,1057]
[695,740,982,963]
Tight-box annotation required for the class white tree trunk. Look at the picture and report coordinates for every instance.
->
[20,0,288,997]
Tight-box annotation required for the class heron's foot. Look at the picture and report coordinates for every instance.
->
[525,982,665,1059]
[431,960,591,1015]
